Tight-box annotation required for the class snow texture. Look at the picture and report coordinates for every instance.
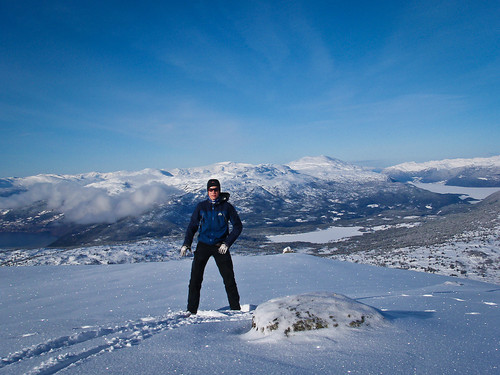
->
[1,253,499,374]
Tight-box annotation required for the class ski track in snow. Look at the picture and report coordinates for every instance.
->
[3,287,498,374]
[0,307,254,375]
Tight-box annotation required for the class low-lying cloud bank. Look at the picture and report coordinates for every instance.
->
[0,181,181,224]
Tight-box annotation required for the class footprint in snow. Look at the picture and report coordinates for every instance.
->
[0,306,254,375]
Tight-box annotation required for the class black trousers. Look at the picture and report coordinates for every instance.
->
[187,241,240,314]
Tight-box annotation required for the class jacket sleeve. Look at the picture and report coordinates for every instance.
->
[183,203,201,247]
[224,203,243,247]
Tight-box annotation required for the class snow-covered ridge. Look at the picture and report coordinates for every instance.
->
[384,155,500,173]
[383,155,500,187]
[2,156,383,195]
[8,168,175,195]
[0,156,386,225]
[2,154,498,248]
[287,155,385,182]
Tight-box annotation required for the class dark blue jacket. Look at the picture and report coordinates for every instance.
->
[183,192,243,248]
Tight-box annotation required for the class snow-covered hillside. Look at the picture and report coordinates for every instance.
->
[383,155,500,187]
[287,155,386,182]
[333,226,500,285]
[0,156,382,198]
[1,254,498,374]
[0,156,384,215]
[278,190,500,285]
[0,156,380,224]
[1,155,460,248]
[385,155,500,172]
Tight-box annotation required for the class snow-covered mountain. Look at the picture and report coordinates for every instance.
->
[383,155,500,187]
[2,155,466,248]
[287,155,385,182]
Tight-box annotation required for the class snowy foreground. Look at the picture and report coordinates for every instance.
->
[1,254,499,374]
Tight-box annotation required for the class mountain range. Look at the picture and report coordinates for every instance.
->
[383,155,500,186]
[0,155,498,250]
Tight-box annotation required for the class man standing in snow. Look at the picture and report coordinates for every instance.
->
[180,179,243,315]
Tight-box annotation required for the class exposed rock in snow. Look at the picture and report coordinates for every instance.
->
[247,292,385,339]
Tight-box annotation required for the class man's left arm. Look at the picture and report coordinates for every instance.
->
[224,204,242,248]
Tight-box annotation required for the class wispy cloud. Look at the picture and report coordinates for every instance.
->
[158,0,335,95]
[0,181,180,224]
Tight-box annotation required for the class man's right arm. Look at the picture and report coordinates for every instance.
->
[183,203,201,247]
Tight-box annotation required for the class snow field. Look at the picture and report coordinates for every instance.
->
[1,253,499,374]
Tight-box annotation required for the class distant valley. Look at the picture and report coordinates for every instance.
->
[1,155,499,283]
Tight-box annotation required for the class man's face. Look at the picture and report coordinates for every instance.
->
[208,186,220,200]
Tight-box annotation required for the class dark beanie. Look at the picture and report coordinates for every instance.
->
[207,179,221,191]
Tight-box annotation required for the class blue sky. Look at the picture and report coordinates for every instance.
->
[1,0,499,177]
